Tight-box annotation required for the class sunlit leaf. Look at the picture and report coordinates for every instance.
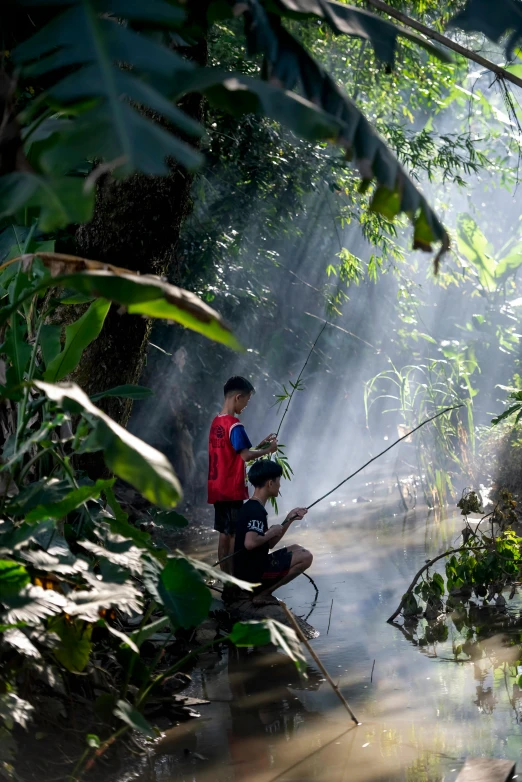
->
[0,560,30,600]
[113,699,155,738]
[35,381,182,507]
[50,617,93,673]
[229,619,306,673]
[129,615,170,648]
[0,693,33,730]
[146,557,211,630]
[44,298,111,382]
[91,385,154,402]
[25,478,115,522]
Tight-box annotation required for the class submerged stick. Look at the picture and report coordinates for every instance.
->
[306,404,463,510]
[327,598,333,635]
[280,601,360,726]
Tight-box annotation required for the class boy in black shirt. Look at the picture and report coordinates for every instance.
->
[234,460,312,606]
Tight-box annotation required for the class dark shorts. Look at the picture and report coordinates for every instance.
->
[214,501,243,535]
[259,547,293,586]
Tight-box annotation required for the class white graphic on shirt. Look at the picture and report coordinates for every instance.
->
[246,518,265,534]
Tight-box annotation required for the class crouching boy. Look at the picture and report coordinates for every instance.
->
[234,460,312,606]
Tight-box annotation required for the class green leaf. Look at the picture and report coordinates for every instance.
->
[449,0,522,60]
[91,384,154,402]
[50,617,93,673]
[4,315,31,388]
[35,381,182,507]
[103,622,140,654]
[14,2,202,177]
[25,478,115,522]
[229,619,306,673]
[86,734,100,749]
[0,560,30,600]
[3,627,41,659]
[39,324,62,369]
[492,403,522,426]
[3,585,68,624]
[271,0,452,64]
[113,700,155,738]
[5,478,71,517]
[457,214,496,291]
[129,616,170,648]
[65,583,142,622]
[432,572,445,596]
[178,551,256,592]
[54,269,242,351]
[103,486,129,524]
[0,693,33,730]
[44,298,111,382]
[0,173,94,231]
[148,558,212,630]
[234,0,449,254]
[152,510,189,529]
[495,244,522,280]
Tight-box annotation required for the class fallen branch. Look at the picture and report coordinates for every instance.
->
[386,544,487,623]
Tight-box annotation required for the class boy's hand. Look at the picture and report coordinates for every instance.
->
[285,507,308,524]
[266,439,278,454]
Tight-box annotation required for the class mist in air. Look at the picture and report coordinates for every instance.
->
[130,54,522,516]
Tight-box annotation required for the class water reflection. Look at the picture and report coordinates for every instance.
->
[124,484,522,782]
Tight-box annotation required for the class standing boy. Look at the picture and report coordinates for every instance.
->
[234,460,312,606]
[208,376,277,573]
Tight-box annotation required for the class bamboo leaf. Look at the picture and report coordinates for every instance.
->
[44,298,111,382]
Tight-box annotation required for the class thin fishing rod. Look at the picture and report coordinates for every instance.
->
[306,403,463,510]
[213,404,463,568]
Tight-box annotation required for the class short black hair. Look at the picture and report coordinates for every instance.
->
[224,376,255,397]
[248,459,283,487]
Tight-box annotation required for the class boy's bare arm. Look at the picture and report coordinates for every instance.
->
[244,525,283,550]
[239,439,277,462]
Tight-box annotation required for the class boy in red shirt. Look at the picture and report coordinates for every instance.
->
[208,376,277,573]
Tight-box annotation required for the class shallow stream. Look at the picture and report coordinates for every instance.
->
[123,481,522,782]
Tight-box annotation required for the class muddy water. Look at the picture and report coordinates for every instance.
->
[129,485,522,782]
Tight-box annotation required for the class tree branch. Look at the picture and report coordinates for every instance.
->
[386,544,487,624]
[364,0,522,91]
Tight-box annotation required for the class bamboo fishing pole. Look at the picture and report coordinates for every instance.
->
[213,403,463,567]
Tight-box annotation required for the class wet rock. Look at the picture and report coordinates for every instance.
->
[160,672,192,695]
[194,618,219,645]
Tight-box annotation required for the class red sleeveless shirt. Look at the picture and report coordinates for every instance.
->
[208,415,249,504]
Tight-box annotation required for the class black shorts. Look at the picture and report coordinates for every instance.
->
[214,501,243,535]
[258,547,293,588]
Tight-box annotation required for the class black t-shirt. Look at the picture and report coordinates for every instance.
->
[234,499,269,583]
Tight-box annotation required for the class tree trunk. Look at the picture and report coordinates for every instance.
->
[73,41,207,428]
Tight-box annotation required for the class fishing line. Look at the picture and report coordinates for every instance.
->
[213,403,463,567]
